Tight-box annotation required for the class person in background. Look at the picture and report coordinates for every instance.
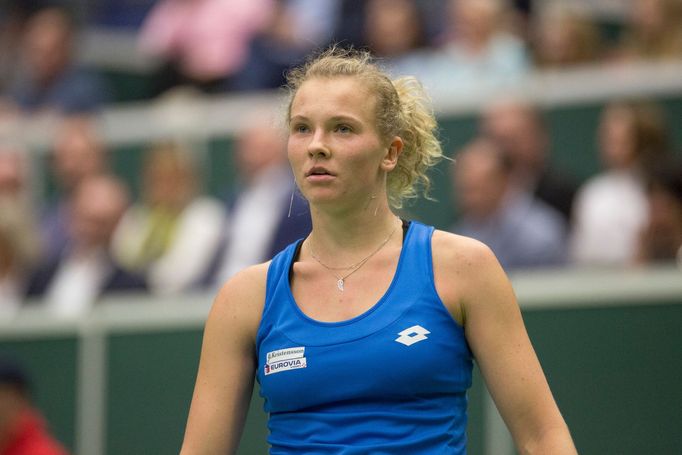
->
[571,99,671,266]
[363,0,430,68]
[3,6,109,115]
[531,2,601,68]
[424,0,529,95]
[614,0,682,61]
[41,116,109,263]
[212,112,311,284]
[481,97,577,222]
[0,2,30,95]
[635,158,682,265]
[0,358,69,455]
[111,142,225,295]
[0,143,40,314]
[452,137,567,270]
[231,0,340,91]
[25,174,146,316]
[137,0,275,95]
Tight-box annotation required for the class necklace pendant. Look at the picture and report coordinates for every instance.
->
[337,279,345,291]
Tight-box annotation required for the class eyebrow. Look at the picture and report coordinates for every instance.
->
[289,114,362,124]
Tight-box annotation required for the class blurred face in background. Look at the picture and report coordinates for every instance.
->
[0,149,25,196]
[235,119,287,181]
[481,100,547,177]
[632,0,668,35]
[70,176,128,250]
[365,0,423,57]
[52,118,107,193]
[142,146,196,211]
[598,104,636,170]
[454,139,510,220]
[449,0,501,46]
[533,6,599,66]
[22,8,73,86]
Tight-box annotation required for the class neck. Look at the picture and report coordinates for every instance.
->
[306,197,399,265]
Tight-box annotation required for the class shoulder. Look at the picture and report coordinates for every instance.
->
[431,229,499,276]
[209,261,270,341]
[430,230,506,323]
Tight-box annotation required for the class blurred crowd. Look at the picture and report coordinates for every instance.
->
[0,0,680,318]
[1,0,682,111]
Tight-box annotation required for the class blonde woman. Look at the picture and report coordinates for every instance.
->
[181,48,576,454]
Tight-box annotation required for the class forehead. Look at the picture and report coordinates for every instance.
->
[290,77,377,121]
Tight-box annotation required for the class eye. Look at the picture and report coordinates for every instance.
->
[292,123,310,134]
[335,124,353,134]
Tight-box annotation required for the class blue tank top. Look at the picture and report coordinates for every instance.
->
[256,221,473,454]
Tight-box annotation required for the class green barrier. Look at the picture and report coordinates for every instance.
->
[1,269,681,455]
[524,302,682,455]
[0,336,78,453]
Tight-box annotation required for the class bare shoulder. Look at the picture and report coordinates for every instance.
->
[431,230,511,323]
[209,261,271,342]
[431,229,500,281]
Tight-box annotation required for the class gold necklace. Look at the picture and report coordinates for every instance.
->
[309,222,399,291]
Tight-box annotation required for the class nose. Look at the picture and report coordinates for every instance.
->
[307,129,331,159]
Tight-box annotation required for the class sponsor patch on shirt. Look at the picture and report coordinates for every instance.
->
[264,347,307,375]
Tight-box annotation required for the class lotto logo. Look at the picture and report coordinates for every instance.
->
[395,325,430,346]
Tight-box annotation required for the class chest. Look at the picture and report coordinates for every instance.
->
[290,252,400,322]
[257,302,472,414]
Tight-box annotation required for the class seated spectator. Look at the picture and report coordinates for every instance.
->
[614,0,682,61]
[635,158,682,265]
[25,174,146,317]
[423,0,529,95]
[571,100,671,266]
[137,0,275,94]
[481,97,578,222]
[0,357,69,455]
[531,2,601,68]
[4,6,110,115]
[360,0,435,82]
[211,112,311,285]
[0,2,30,94]
[0,142,40,315]
[451,138,567,270]
[111,143,225,295]
[41,116,109,263]
[232,0,340,91]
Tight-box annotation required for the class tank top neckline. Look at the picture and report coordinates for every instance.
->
[283,220,415,327]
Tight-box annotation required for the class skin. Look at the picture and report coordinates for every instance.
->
[69,175,129,254]
[180,76,577,454]
[453,139,510,221]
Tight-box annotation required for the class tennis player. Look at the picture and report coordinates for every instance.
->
[180,48,577,454]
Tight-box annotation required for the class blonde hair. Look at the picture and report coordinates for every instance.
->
[285,47,443,208]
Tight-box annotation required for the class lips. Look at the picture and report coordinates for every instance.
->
[305,166,335,177]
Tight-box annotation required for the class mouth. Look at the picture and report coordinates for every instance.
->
[305,166,335,177]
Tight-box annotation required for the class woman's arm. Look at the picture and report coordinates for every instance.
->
[179,263,268,455]
[433,232,577,455]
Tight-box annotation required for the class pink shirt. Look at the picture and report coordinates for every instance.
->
[138,0,274,80]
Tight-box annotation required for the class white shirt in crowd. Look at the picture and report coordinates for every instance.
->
[570,169,648,266]
[216,164,293,284]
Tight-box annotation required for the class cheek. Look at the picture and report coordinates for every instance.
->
[286,138,305,163]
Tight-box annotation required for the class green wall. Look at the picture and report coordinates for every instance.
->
[2,298,681,454]
[0,336,78,453]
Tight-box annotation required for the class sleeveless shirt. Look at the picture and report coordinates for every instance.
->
[256,221,473,454]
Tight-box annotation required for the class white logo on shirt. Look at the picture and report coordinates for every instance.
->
[395,325,430,346]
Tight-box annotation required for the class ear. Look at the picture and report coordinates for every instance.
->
[381,136,403,172]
